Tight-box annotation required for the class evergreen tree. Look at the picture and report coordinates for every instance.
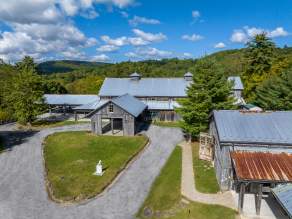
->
[243,33,276,101]
[254,68,292,110]
[176,58,235,139]
[5,57,46,125]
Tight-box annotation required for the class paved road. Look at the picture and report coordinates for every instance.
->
[0,124,183,219]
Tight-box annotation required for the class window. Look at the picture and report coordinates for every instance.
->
[109,103,113,113]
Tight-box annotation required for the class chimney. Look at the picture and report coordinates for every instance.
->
[130,72,141,81]
[184,72,193,81]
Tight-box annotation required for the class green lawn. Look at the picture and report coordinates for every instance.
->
[152,121,180,128]
[192,142,220,193]
[18,120,89,130]
[137,146,237,219]
[44,131,148,202]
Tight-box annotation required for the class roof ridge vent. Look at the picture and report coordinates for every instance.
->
[130,72,141,81]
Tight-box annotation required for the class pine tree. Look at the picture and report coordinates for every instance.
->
[5,56,46,125]
[254,68,292,110]
[243,33,276,101]
[176,58,235,139]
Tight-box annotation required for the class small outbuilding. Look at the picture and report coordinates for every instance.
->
[88,94,147,136]
[209,110,292,216]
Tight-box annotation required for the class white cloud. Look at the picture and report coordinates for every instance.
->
[97,44,119,52]
[132,29,167,42]
[59,0,79,16]
[120,11,129,18]
[100,35,128,46]
[91,54,110,62]
[214,42,226,49]
[61,47,87,59]
[0,0,61,24]
[182,34,204,41]
[0,0,137,62]
[127,37,149,46]
[183,52,192,57]
[192,10,200,18]
[125,47,172,59]
[231,26,289,44]
[129,16,160,26]
[81,9,99,19]
[230,30,248,43]
[94,0,135,8]
[0,23,97,62]
[268,27,288,37]
[99,30,165,49]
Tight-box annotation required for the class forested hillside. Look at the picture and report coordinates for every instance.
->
[37,60,110,74]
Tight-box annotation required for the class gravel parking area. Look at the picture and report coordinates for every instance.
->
[0,124,183,219]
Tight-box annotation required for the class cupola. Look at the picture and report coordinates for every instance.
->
[184,72,193,81]
[130,72,141,81]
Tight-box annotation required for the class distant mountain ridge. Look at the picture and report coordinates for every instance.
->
[37,60,111,74]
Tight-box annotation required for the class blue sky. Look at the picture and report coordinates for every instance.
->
[0,0,291,63]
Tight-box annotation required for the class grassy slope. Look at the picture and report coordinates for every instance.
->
[137,146,236,219]
[138,147,182,215]
[44,132,147,201]
[192,142,220,193]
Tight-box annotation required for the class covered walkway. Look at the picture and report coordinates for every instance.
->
[231,151,292,217]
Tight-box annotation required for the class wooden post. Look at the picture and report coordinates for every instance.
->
[238,183,245,214]
[74,111,77,121]
[255,184,263,215]
[111,118,114,135]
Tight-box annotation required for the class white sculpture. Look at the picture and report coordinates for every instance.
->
[93,160,103,176]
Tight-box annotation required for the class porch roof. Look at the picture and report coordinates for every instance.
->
[231,151,292,183]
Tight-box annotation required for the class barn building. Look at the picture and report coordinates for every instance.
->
[209,110,292,215]
[87,94,147,136]
[44,73,244,135]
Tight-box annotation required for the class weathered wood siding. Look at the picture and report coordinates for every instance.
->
[91,102,135,136]
[209,120,232,191]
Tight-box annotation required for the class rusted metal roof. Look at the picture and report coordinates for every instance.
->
[231,151,292,182]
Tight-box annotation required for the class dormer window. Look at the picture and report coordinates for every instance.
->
[109,103,113,113]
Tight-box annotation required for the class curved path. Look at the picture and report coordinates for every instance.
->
[180,141,236,210]
[0,124,183,219]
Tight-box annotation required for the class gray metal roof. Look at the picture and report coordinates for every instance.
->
[75,99,180,111]
[228,76,244,90]
[142,100,180,110]
[272,184,292,217]
[44,94,99,106]
[99,78,192,97]
[74,99,108,110]
[213,110,292,145]
[112,94,147,117]
[85,94,147,117]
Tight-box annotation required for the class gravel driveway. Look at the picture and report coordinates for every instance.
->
[0,124,183,219]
